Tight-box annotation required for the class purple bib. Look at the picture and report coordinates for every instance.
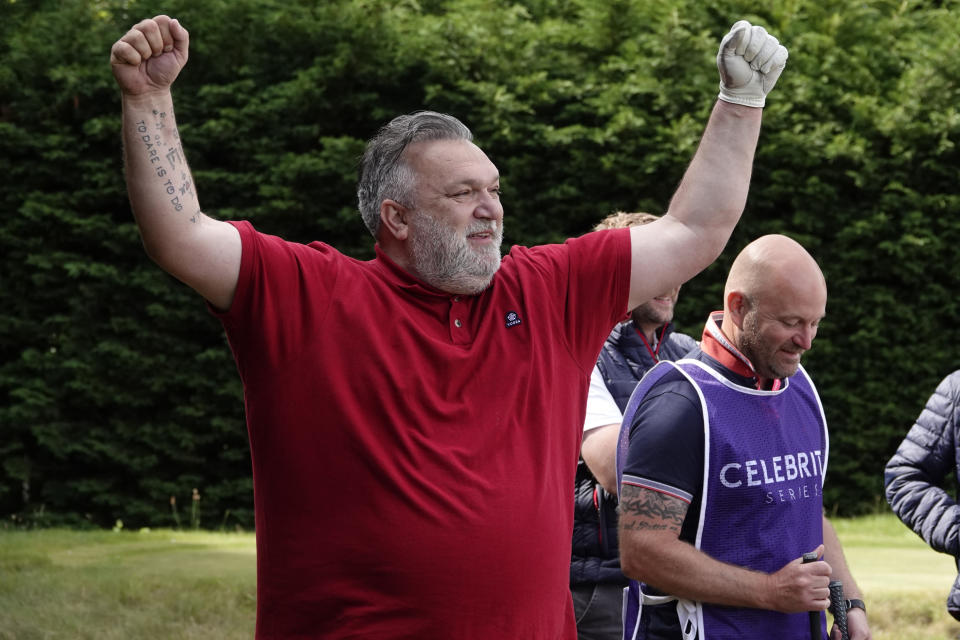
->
[618,359,829,640]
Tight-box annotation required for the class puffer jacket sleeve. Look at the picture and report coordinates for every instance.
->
[884,370,960,557]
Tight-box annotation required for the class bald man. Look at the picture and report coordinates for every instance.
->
[615,235,871,640]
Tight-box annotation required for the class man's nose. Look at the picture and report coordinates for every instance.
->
[794,326,815,350]
[474,191,503,220]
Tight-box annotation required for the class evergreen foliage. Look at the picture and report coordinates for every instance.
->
[2,0,959,527]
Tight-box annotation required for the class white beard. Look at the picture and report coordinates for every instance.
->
[408,211,503,295]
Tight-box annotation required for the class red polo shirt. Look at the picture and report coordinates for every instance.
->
[215,221,631,639]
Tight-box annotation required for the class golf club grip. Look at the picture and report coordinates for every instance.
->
[829,581,849,640]
[802,552,821,640]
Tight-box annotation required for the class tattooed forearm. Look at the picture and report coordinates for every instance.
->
[618,485,686,532]
[135,109,194,216]
[136,118,168,179]
[620,519,672,532]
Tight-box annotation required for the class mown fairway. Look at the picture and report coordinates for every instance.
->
[833,513,959,640]
[0,514,957,639]
[0,528,256,639]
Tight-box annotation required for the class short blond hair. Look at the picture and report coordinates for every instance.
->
[593,211,660,231]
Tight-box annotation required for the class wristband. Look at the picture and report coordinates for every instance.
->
[830,598,866,615]
[845,598,866,614]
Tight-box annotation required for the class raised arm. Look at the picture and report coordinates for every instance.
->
[628,21,787,309]
[111,16,241,310]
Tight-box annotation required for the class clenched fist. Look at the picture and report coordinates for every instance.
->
[717,20,788,108]
[110,15,189,96]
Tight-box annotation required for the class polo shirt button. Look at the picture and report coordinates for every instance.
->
[453,296,461,302]
[454,319,462,328]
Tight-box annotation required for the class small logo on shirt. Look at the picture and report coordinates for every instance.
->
[505,311,522,328]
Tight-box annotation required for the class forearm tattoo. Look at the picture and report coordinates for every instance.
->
[136,110,196,220]
[619,484,686,533]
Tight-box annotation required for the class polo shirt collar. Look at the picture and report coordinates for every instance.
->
[700,311,782,391]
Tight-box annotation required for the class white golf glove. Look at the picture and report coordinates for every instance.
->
[717,20,788,108]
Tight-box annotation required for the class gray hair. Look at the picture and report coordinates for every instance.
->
[356,111,473,239]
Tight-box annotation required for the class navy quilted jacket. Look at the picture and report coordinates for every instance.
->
[570,321,696,586]
[884,369,960,620]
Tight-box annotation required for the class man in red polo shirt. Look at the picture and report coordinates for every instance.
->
[110,16,787,639]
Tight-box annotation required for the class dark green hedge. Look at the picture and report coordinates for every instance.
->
[2,0,959,527]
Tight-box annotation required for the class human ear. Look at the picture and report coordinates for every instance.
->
[380,199,409,241]
[727,291,748,329]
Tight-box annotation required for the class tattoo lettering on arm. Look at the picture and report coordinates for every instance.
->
[136,119,168,179]
[174,170,194,217]
[164,144,183,170]
[135,109,194,216]
[618,484,686,533]
[162,137,188,213]
[179,171,193,195]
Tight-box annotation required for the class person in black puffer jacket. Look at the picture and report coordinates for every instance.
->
[571,212,697,640]
[885,369,960,621]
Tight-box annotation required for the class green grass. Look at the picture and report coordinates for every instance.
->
[833,513,960,640]
[0,514,957,638]
[0,528,256,639]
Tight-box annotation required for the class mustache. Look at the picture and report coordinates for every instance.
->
[466,222,502,237]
